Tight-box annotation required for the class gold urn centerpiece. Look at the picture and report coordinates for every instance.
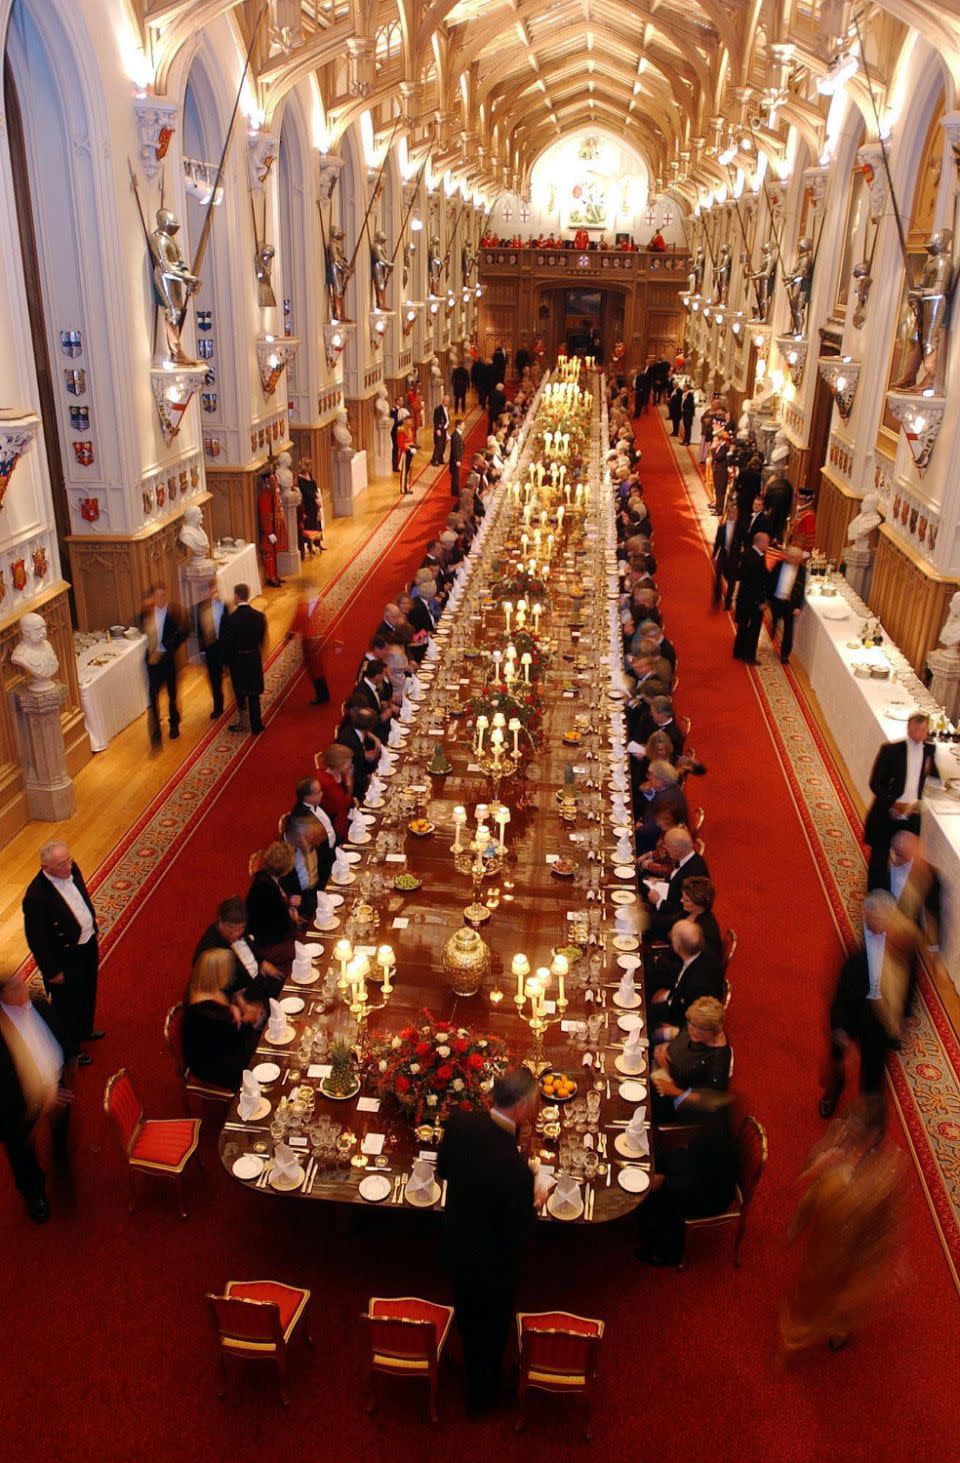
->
[441,925,492,998]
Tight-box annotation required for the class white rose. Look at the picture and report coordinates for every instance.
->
[477,1040,488,1049]
[452,1079,464,1092]
[436,1034,450,1045]
[437,1045,451,1059]
[378,1060,388,1073]
[391,1036,402,1049]
[426,1093,438,1106]
[409,1063,421,1075]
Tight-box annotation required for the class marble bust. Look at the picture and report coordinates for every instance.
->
[938,590,960,656]
[11,612,60,691]
[847,492,882,552]
[178,504,213,567]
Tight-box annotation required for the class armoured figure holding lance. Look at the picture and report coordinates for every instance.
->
[748,240,777,322]
[461,240,475,289]
[326,224,354,322]
[892,228,955,391]
[785,236,814,336]
[150,209,200,366]
[371,228,394,311]
[427,235,443,297]
[711,243,732,305]
[688,244,705,297]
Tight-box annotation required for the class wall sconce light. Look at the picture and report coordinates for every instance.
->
[256,335,299,397]
[818,355,861,421]
[776,334,808,387]
[369,309,390,350]
[886,387,945,473]
[150,365,207,444]
[0,410,41,509]
[323,321,350,369]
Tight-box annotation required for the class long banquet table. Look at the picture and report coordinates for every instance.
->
[220,371,652,1221]
[794,577,960,984]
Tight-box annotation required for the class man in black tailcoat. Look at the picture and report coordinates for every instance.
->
[732,532,769,663]
[221,583,267,735]
[864,713,937,889]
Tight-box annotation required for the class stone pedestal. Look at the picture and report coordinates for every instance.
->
[331,447,367,517]
[928,648,960,723]
[279,488,302,577]
[844,543,874,601]
[373,417,393,477]
[14,681,76,821]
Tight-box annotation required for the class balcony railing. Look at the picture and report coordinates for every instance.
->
[478,247,690,279]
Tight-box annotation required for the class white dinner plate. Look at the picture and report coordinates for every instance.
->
[618,1013,643,1032]
[613,991,642,1010]
[232,1155,265,1180]
[252,1062,281,1084]
[614,865,636,879]
[615,1132,649,1159]
[611,890,637,905]
[280,996,305,1015]
[364,798,385,810]
[547,1188,584,1221]
[342,850,362,863]
[618,1080,648,1102]
[617,954,642,971]
[613,936,639,952]
[820,603,849,621]
[346,832,371,846]
[405,1180,441,1208]
[269,1164,305,1192]
[266,1026,296,1045]
[615,1053,647,1076]
[359,1173,392,1203]
[613,825,634,838]
[238,1096,271,1122]
[326,893,345,908]
[314,917,340,933]
[330,871,357,886]
[291,968,320,984]
[617,1166,651,1194]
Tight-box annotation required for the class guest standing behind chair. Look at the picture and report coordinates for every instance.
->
[431,394,451,465]
[437,1067,551,1414]
[221,584,266,735]
[732,532,770,664]
[681,389,696,445]
[182,949,260,1092]
[448,419,464,499]
[22,841,102,1060]
[297,456,325,552]
[452,363,469,413]
[139,582,188,745]
[768,545,807,664]
[0,967,75,1223]
[863,713,937,891]
[712,501,742,610]
[194,577,227,720]
[667,384,683,437]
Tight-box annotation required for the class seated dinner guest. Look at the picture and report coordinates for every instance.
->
[281,816,328,925]
[644,828,709,939]
[316,744,355,841]
[193,896,283,1001]
[635,1094,739,1266]
[650,997,731,1124]
[0,967,75,1223]
[182,949,260,1092]
[648,920,724,1035]
[246,841,299,974]
[680,877,723,955]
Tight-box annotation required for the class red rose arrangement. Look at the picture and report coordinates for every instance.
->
[361,1010,508,1126]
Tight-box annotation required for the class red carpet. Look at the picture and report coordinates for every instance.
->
[3,408,959,1463]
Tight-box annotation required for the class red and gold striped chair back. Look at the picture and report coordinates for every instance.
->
[517,1311,604,1387]
[207,1294,283,1354]
[103,1069,143,1152]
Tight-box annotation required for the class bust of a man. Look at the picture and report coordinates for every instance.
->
[847,492,882,551]
[11,612,60,690]
[938,590,960,656]
[178,504,212,565]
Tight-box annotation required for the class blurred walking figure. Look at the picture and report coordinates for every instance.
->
[780,1105,905,1356]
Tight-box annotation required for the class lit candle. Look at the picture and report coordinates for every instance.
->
[551,953,568,1008]
[508,715,521,755]
[494,805,510,849]
[490,727,504,763]
[521,651,532,683]
[474,714,489,752]
[334,938,354,990]
[531,603,542,633]
[503,600,513,634]
[513,953,530,1002]
[377,944,395,994]
[492,711,507,730]
[452,803,467,850]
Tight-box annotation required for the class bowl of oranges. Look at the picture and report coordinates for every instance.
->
[539,1071,577,1103]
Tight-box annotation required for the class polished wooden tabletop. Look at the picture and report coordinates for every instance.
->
[220,396,651,1222]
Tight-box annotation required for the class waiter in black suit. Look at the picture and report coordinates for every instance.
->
[767,545,807,664]
[732,531,769,663]
[448,419,464,498]
[221,583,267,735]
[431,393,451,465]
[194,576,227,719]
[0,968,76,1222]
[864,713,937,889]
[437,1068,549,1414]
[712,500,742,609]
[22,842,101,1059]
[139,582,188,744]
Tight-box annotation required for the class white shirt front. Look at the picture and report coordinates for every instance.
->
[864,926,886,1000]
[899,738,924,808]
[669,850,695,883]
[43,870,94,944]
[890,859,912,903]
[775,562,798,601]
[307,803,337,846]
[2,999,63,1091]
[231,937,259,980]
[153,604,168,646]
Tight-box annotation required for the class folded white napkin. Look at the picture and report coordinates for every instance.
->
[407,1158,436,1196]
[331,853,351,881]
[554,1174,581,1211]
[620,1027,645,1073]
[615,910,633,934]
[267,997,287,1041]
[616,971,636,1003]
[238,1070,261,1121]
[625,1109,649,1154]
[294,940,311,964]
[425,638,439,662]
[399,696,416,723]
[611,799,629,823]
[314,891,335,923]
[273,1141,300,1182]
[615,836,633,863]
[367,775,383,801]
[347,810,367,840]
[408,674,423,700]
[387,721,404,747]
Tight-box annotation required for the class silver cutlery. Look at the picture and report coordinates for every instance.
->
[391,1174,401,1203]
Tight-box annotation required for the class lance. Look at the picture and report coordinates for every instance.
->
[347,110,403,275]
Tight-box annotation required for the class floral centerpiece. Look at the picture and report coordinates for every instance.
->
[361,1011,507,1125]
[469,686,543,747]
[490,569,549,602]
[506,628,548,681]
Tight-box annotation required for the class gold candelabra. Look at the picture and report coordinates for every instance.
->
[507,956,569,1075]
[333,942,396,1061]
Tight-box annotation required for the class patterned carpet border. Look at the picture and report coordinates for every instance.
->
[19,417,480,972]
[668,426,960,1289]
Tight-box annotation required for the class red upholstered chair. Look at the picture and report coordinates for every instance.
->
[514,1310,605,1440]
[163,1002,234,1117]
[103,1068,202,1218]
[682,1113,768,1269]
[721,927,738,972]
[691,805,705,836]
[362,1296,454,1423]
[679,713,692,738]
[207,1281,312,1406]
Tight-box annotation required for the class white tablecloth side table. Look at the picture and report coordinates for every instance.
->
[76,634,149,752]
